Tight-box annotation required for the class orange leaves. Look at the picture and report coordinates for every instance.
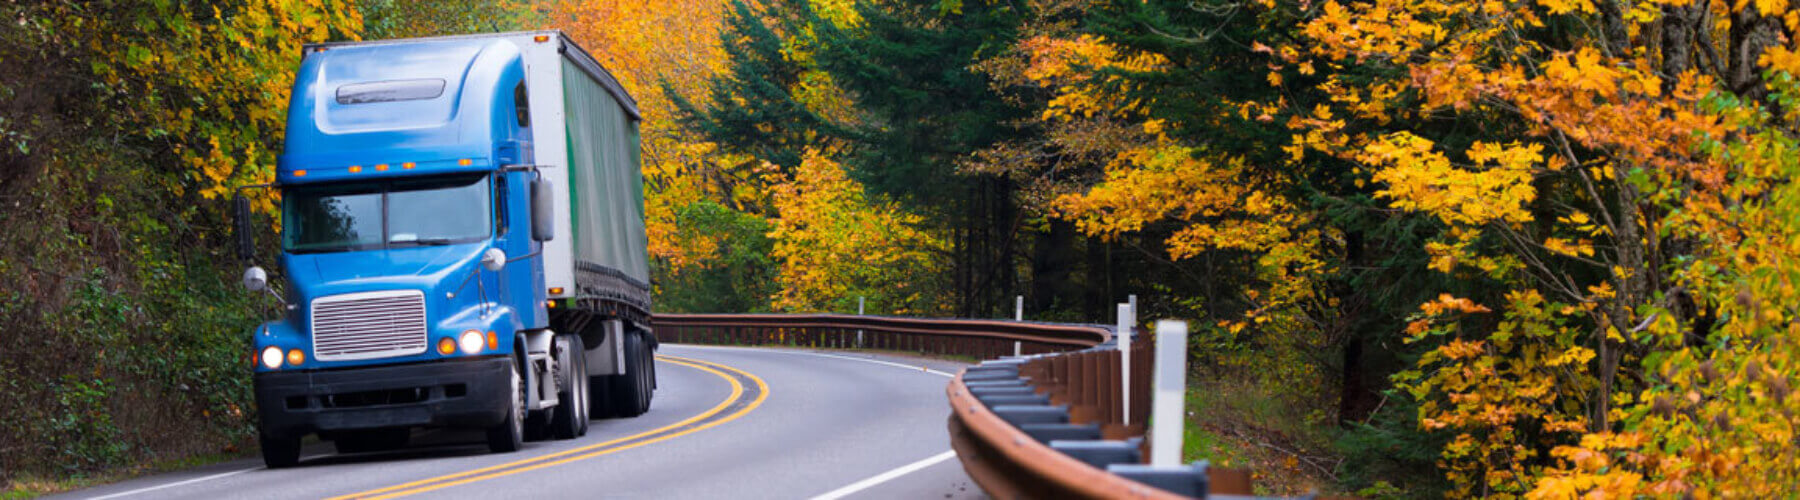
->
[1420,293,1493,316]
[1542,237,1595,258]
[1440,339,1487,360]
[1398,289,1599,497]
[1529,433,1654,499]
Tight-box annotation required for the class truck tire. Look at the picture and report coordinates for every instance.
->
[588,374,614,418]
[333,428,410,454]
[608,331,653,417]
[260,432,301,468]
[551,334,587,439]
[576,341,591,435]
[486,361,525,453]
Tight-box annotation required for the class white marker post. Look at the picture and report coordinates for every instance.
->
[1151,320,1188,466]
[1013,295,1024,357]
[1116,303,1133,425]
[857,296,865,348]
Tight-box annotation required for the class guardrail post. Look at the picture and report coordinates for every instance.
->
[857,296,865,348]
[1151,320,1188,466]
[1081,352,1099,422]
[1117,303,1133,426]
[1013,295,1024,357]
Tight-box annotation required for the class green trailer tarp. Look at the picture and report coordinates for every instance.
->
[561,57,649,300]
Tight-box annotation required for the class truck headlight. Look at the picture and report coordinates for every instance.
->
[260,346,284,369]
[459,330,484,354]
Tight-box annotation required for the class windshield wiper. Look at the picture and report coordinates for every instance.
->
[390,237,462,247]
[288,243,372,254]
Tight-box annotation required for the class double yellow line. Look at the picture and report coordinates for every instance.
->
[329,355,768,500]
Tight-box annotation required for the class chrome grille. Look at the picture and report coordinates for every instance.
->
[310,290,428,361]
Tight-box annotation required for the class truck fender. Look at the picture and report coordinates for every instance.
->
[584,320,626,377]
[522,328,558,410]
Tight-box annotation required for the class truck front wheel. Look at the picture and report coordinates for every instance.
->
[485,361,525,453]
[551,334,589,439]
[260,432,301,468]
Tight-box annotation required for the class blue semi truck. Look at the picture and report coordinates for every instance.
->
[231,31,656,467]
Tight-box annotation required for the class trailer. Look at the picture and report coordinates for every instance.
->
[233,31,655,467]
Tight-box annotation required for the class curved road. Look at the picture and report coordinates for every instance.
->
[55,345,984,499]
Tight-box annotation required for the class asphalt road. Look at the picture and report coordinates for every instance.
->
[55,345,987,500]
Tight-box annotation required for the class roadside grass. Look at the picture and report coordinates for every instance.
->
[2,448,251,499]
[1182,375,1346,497]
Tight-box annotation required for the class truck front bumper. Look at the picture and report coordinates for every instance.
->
[255,356,512,438]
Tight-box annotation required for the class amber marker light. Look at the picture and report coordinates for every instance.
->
[486,331,498,351]
[534,35,550,43]
[294,170,308,177]
[286,349,305,366]
[548,287,564,295]
[375,164,389,172]
[348,165,363,173]
[402,162,416,170]
[438,338,457,355]
[458,158,473,166]
[546,300,557,309]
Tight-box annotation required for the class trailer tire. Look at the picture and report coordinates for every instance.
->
[551,334,587,439]
[260,432,301,468]
[576,342,591,434]
[608,331,653,417]
[486,361,525,453]
[588,374,614,418]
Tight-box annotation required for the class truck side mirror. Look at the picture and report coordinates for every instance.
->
[234,194,255,261]
[531,177,555,242]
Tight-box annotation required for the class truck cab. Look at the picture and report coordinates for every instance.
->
[236,32,655,468]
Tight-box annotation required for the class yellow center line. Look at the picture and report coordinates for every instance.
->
[330,355,767,500]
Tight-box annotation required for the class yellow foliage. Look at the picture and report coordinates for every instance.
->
[1019,35,1169,121]
[1362,134,1544,227]
[69,0,359,216]
[768,151,947,313]
[547,0,747,270]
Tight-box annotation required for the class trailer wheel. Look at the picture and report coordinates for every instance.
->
[575,342,590,435]
[588,374,613,419]
[551,334,587,439]
[486,361,525,453]
[609,331,653,417]
[260,432,301,468]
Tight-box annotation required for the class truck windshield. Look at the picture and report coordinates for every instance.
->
[283,174,493,253]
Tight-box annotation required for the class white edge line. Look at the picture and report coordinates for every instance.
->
[807,450,958,500]
[670,344,957,378]
[85,467,259,500]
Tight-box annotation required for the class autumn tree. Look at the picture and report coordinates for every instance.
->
[547,0,792,311]
[768,151,949,313]
[1273,0,1798,495]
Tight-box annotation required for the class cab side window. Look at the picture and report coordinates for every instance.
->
[514,82,531,128]
[494,175,509,236]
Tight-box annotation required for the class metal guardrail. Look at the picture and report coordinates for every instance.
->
[651,313,1271,498]
[652,313,1111,357]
